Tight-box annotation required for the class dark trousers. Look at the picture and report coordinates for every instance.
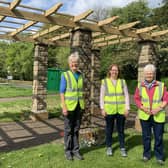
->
[140,116,164,160]
[64,103,83,156]
[105,114,126,148]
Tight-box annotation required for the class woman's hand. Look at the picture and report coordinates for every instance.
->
[124,110,129,118]
[140,106,151,115]
[151,107,162,115]
[101,109,107,117]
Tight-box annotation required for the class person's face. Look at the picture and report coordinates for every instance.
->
[110,66,119,79]
[69,59,79,72]
[144,70,155,82]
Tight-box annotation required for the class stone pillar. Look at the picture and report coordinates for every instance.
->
[91,49,101,116]
[138,40,157,82]
[136,40,157,131]
[70,28,92,128]
[31,43,48,121]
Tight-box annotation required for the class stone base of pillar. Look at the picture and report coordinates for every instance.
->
[30,112,48,121]
[79,126,105,148]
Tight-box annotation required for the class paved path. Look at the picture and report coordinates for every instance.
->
[0,113,136,152]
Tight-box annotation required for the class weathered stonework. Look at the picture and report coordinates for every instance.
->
[70,28,92,128]
[31,43,48,121]
[138,40,157,82]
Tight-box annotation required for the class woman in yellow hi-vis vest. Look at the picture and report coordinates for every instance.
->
[134,64,168,165]
[60,53,84,161]
[100,64,130,157]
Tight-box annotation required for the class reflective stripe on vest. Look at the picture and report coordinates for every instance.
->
[138,81,165,123]
[103,78,125,115]
[63,71,84,111]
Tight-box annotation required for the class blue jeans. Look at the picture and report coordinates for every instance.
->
[140,116,164,160]
[105,114,125,148]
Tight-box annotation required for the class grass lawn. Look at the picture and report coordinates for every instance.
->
[0,130,168,168]
[0,95,61,122]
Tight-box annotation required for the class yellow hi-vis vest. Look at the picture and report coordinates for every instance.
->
[103,78,125,115]
[138,81,166,123]
[63,70,84,111]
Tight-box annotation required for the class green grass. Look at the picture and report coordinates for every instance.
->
[0,84,32,98]
[0,130,168,168]
[0,95,61,122]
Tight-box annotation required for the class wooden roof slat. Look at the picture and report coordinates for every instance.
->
[49,33,70,42]
[74,9,93,22]
[119,21,140,30]
[45,2,62,17]
[0,0,21,22]
[93,35,118,43]
[9,2,63,37]
[0,6,121,35]
[32,25,62,39]
[136,25,158,34]
[151,30,168,37]
[10,0,21,10]
[98,16,119,26]
[10,21,37,36]
[0,25,16,29]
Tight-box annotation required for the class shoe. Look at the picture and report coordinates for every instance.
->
[157,159,164,165]
[65,154,73,161]
[106,147,113,156]
[142,156,150,162]
[73,152,84,160]
[120,148,127,157]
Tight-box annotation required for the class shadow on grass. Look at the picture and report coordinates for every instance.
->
[81,133,142,155]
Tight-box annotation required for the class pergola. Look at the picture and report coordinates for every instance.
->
[0,0,168,126]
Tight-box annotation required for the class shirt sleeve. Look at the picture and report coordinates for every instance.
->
[123,81,130,110]
[100,83,105,110]
[59,74,67,93]
[134,87,142,108]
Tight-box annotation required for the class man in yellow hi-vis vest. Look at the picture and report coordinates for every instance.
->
[60,53,84,161]
[100,64,130,157]
[134,64,168,165]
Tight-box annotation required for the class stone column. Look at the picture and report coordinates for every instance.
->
[90,49,101,116]
[70,28,92,128]
[136,40,157,131]
[31,43,48,121]
[138,40,157,82]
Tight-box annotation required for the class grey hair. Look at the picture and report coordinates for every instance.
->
[68,52,79,63]
[144,64,156,73]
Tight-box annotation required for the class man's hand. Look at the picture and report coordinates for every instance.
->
[62,106,68,116]
[151,107,162,115]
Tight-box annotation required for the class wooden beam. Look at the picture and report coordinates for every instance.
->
[0,6,121,35]
[0,0,21,22]
[98,16,119,26]
[136,25,158,34]
[10,0,21,10]
[49,33,70,42]
[45,3,62,16]
[119,21,140,30]
[10,21,37,36]
[93,35,118,43]
[9,3,63,37]
[151,30,168,37]
[74,9,93,22]
[32,25,62,39]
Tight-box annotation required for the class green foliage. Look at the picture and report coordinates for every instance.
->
[109,0,151,27]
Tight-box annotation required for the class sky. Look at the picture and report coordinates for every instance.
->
[0,0,164,33]
[19,0,163,15]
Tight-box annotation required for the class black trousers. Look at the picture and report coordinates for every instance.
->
[140,116,164,160]
[64,103,83,156]
[105,114,126,148]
